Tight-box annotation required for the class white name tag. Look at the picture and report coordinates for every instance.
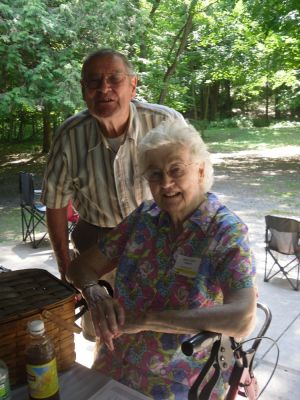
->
[174,255,200,278]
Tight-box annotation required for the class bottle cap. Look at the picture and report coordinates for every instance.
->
[27,320,45,335]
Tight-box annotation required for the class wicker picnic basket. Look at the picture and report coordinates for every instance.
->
[0,268,79,386]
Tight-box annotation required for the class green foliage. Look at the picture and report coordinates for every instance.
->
[0,0,147,140]
[0,0,299,143]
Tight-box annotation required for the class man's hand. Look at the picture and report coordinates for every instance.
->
[58,262,70,282]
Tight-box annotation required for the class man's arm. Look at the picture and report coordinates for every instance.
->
[66,244,116,289]
[46,207,70,281]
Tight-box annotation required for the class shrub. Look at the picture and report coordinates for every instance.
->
[208,116,254,129]
[252,118,271,127]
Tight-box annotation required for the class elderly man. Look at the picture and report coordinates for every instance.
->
[41,48,184,282]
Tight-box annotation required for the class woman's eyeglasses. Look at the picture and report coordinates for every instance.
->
[143,162,195,183]
[83,73,132,89]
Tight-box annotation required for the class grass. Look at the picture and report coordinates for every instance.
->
[0,206,48,244]
[0,207,21,243]
[204,126,300,152]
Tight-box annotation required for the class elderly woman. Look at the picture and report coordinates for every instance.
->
[67,120,256,399]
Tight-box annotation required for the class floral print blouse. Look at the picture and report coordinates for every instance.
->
[93,193,255,399]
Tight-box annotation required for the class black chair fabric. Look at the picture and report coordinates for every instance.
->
[264,215,300,291]
[19,172,47,248]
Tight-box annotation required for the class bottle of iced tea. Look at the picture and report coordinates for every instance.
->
[0,359,11,400]
[25,320,60,400]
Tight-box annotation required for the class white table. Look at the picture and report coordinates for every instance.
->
[11,363,110,400]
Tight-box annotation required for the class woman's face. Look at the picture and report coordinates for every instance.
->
[144,144,205,225]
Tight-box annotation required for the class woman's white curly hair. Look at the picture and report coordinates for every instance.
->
[138,119,214,192]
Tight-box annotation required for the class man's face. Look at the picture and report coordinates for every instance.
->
[81,55,137,123]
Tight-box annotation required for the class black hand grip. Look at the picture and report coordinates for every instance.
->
[74,298,88,320]
[98,279,114,297]
[181,331,220,356]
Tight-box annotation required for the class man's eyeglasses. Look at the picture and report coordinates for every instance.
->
[83,73,132,89]
[142,162,195,183]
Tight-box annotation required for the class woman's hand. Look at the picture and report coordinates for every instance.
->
[82,285,125,350]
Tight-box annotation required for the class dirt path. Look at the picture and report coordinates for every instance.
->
[212,147,300,270]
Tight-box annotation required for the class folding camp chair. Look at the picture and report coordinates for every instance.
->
[264,215,300,291]
[182,302,272,400]
[19,172,47,248]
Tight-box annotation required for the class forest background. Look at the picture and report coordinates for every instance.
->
[0,0,299,153]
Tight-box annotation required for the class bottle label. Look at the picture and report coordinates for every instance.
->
[26,358,59,399]
[0,380,10,400]
[0,365,11,400]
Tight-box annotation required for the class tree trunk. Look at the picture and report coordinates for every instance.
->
[9,119,16,140]
[31,117,36,138]
[265,81,269,120]
[149,0,161,18]
[209,81,219,120]
[223,80,232,118]
[17,112,25,141]
[158,0,198,104]
[133,0,161,71]
[274,89,281,119]
[42,108,52,153]
[191,81,198,120]
[203,84,210,121]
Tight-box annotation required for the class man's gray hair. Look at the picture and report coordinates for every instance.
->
[138,119,214,192]
[81,48,136,78]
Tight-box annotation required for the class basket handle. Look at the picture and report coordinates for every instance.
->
[42,309,82,334]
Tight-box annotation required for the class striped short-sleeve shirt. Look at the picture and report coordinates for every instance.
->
[41,100,185,227]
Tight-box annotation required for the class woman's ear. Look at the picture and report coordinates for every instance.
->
[198,162,205,179]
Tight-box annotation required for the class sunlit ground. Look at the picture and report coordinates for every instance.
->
[212,145,300,163]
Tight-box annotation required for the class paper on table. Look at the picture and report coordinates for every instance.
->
[87,379,151,400]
